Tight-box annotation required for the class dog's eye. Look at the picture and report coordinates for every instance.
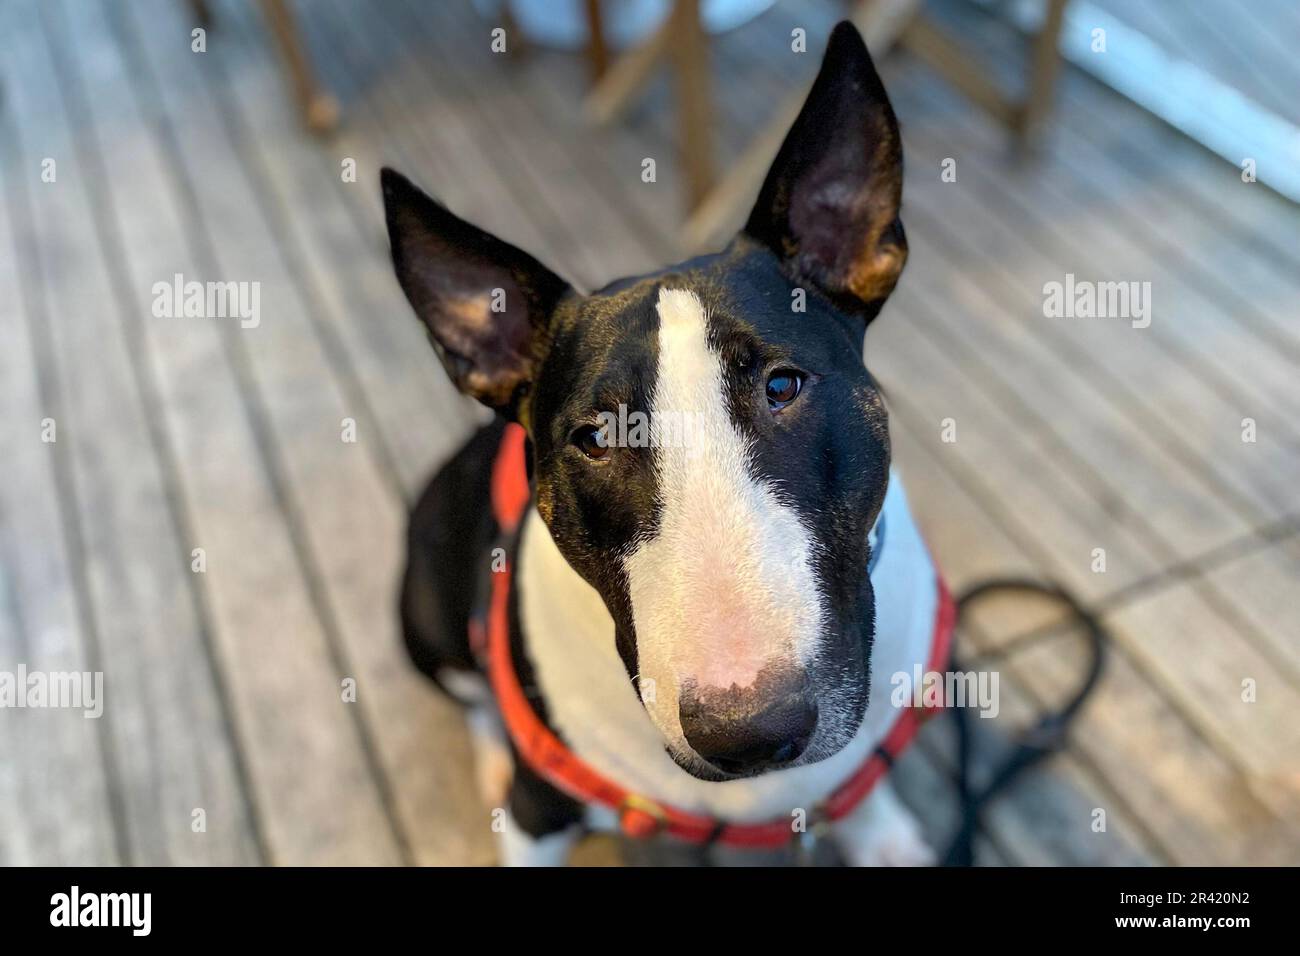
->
[571,424,611,461]
[765,370,804,410]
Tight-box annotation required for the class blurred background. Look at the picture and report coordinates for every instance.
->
[0,0,1297,866]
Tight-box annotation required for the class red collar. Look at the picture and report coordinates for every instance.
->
[478,423,954,848]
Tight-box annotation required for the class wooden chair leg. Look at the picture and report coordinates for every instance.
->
[668,0,714,210]
[1015,0,1068,141]
[584,0,609,82]
[683,90,801,251]
[900,0,1067,141]
[682,0,920,250]
[187,0,214,28]
[501,4,530,61]
[258,0,339,134]
[579,1,715,211]
[583,11,675,124]
[899,15,1018,127]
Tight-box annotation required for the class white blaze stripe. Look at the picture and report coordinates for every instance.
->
[624,288,828,746]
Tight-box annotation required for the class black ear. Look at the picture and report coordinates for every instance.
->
[744,21,906,316]
[381,167,569,411]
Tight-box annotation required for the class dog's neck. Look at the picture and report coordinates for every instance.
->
[514,470,942,822]
[516,505,623,667]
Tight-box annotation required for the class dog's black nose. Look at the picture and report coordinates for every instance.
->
[679,680,817,775]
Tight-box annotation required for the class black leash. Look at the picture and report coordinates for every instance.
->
[941,578,1108,866]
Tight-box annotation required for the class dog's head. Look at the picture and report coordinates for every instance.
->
[383,23,905,781]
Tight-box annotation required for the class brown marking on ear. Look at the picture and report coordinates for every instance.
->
[381,167,569,415]
[846,221,907,304]
[744,22,908,317]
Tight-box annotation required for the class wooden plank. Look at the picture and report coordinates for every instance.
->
[901,446,1161,867]
[73,0,402,865]
[211,0,497,865]
[117,0,469,863]
[890,405,1123,647]
[895,232,1252,558]
[11,1,261,865]
[889,377,1284,863]
[244,2,499,500]
[883,78,1300,530]
[899,83,1294,530]
[901,389,1291,863]
[1209,537,1300,686]
[302,1,560,267]
[890,423,1165,864]
[1045,73,1300,363]
[880,288,1172,598]
[318,0,601,289]
[470,19,684,265]
[909,687,1158,866]
[1102,578,1300,786]
[0,48,119,865]
[873,113,1300,702]
[381,0,666,284]
[218,0,473,498]
[1016,627,1299,864]
[888,421,1062,643]
[965,0,1300,268]
[868,116,1300,788]
[929,0,1300,372]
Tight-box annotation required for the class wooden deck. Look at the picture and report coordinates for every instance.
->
[1,0,1296,866]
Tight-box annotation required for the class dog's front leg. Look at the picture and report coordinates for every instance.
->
[828,779,935,867]
[495,760,585,867]
[497,812,581,867]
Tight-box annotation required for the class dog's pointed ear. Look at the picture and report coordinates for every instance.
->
[381,167,569,412]
[744,21,906,317]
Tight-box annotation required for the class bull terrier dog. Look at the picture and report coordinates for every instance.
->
[385,21,947,866]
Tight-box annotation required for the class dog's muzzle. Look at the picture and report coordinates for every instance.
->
[678,670,818,776]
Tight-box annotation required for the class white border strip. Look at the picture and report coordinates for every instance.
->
[985,0,1300,204]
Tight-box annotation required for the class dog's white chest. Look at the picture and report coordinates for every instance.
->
[516,469,941,823]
